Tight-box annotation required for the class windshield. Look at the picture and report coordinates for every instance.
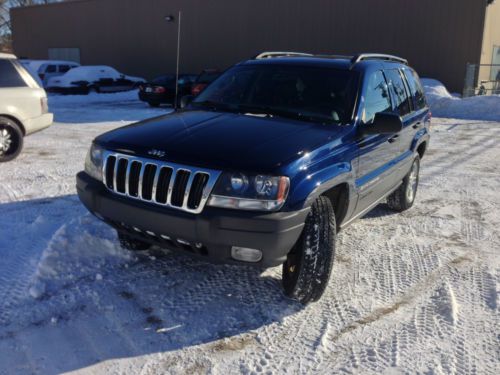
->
[192,64,359,124]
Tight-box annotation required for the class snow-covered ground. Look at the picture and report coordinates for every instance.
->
[0,90,498,374]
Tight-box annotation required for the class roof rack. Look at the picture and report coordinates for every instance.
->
[254,51,313,59]
[350,53,408,67]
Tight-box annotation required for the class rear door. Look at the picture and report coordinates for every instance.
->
[383,69,415,181]
[400,68,429,157]
[0,58,43,122]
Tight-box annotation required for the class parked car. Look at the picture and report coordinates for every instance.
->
[46,66,145,95]
[21,60,80,86]
[0,53,53,162]
[77,52,430,304]
[138,74,197,107]
[191,69,220,96]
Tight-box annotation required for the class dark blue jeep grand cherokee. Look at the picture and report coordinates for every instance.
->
[77,52,430,304]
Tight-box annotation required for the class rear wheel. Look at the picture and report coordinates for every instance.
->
[282,196,336,304]
[387,156,420,212]
[117,232,151,251]
[0,117,23,162]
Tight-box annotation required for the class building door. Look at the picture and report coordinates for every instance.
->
[48,48,81,63]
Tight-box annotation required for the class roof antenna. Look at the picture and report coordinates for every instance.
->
[165,11,182,110]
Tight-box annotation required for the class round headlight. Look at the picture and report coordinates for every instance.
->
[230,173,248,192]
[254,175,277,197]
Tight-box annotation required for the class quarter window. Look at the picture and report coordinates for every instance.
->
[0,59,27,88]
[363,70,392,123]
[403,69,427,110]
[385,69,411,116]
[46,65,57,73]
[59,65,71,73]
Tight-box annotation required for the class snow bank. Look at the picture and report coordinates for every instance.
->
[29,215,133,299]
[422,78,500,121]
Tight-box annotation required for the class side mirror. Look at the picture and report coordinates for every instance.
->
[180,95,194,109]
[363,112,403,135]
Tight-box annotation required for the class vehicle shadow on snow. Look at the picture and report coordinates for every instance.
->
[0,195,302,374]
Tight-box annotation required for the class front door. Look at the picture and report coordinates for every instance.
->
[355,70,402,215]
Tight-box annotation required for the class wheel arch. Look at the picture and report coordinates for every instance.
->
[0,114,26,135]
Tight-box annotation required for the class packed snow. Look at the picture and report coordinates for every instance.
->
[422,78,500,121]
[47,66,145,88]
[0,87,498,374]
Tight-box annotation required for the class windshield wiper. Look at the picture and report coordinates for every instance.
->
[237,104,336,125]
[190,100,235,113]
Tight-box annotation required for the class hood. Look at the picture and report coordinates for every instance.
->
[95,110,347,173]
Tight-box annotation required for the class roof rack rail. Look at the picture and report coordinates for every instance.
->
[254,51,313,59]
[350,53,408,67]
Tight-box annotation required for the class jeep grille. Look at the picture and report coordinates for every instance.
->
[103,151,221,214]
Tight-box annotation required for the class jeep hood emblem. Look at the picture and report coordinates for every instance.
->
[148,149,166,157]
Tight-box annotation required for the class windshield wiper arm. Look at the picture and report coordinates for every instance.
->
[237,105,335,124]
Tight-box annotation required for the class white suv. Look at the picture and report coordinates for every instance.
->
[0,53,53,162]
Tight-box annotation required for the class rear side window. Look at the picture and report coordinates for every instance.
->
[363,70,392,123]
[385,69,411,117]
[59,65,71,73]
[46,65,57,73]
[0,59,27,88]
[403,69,427,110]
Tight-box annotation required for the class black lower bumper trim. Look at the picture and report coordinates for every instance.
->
[76,171,309,267]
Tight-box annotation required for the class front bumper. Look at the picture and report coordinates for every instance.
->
[76,172,308,267]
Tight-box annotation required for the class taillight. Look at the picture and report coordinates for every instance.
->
[154,86,166,94]
[191,84,204,96]
[41,97,48,114]
[39,73,45,81]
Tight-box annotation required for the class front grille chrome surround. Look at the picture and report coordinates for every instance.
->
[103,151,221,214]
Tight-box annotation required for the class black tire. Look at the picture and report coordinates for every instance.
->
[387,156,420,212]
[148,102,160,108]
[282,196,336,304]
[117,232,151,251]
[0,117,24,162]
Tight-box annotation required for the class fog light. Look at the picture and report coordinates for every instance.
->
[231,247,262,263]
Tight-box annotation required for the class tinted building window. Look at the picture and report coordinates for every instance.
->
[0,60,26,88]
[403,69,427,110]
[385,69,411,116]
[363,70,392,123]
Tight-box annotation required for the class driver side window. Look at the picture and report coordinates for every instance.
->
[363,71,392,124]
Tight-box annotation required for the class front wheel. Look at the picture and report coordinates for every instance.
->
[387,156,420,212]
[0,117,23,162]
[282,196,336,304]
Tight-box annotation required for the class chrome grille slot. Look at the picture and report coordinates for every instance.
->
[155,167,173,203]
[141,164,157,200]
[188,173,209,209]
[116,158,128,193]
[105,156,116,190]
[128,161,142,197]
[171,170,191,207]
[102,151,220,214]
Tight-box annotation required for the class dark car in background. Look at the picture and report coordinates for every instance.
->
[138,74,197,107]
[191,69,220,96]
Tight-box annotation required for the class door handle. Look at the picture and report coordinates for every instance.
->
[388,134,399,143]
[412,122,422,129]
